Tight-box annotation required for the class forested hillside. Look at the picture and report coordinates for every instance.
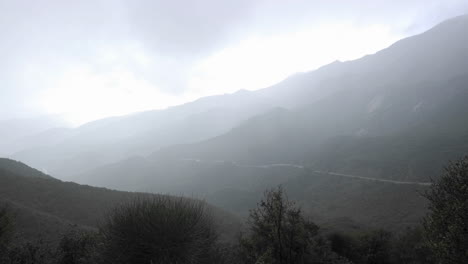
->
[0,159,240,244]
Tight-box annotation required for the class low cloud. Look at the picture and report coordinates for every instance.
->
[1,0,467,122]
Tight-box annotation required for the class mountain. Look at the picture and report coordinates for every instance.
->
[75,15,468,229]
[0,115,69,156]
[11,90,281,178]
[0,158,53,179]
[144,14,468,180]
[76,155,429,231]
[10,33,376,179]
[0,159,240,244]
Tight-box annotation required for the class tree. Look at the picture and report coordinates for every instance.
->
[240,186,320,264]
[99,196,219,264]
[423,156,468,263]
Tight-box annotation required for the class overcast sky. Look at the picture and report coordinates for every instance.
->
[1,0,468,125]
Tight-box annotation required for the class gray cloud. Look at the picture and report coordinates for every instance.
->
[1,0,467,120]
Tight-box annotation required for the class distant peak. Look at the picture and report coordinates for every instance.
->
[312,59,343,73]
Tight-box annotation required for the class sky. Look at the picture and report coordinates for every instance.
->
[1,0,468,125]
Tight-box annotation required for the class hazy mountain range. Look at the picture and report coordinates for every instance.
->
[1,15,468,231]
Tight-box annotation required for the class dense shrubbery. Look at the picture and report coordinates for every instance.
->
[99,196,219,264]
[6,240,56,264]
[0,156,466,263]
[56,229,100,264]
[0,197,222,264]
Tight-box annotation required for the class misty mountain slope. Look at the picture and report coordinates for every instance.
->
[73,15,468,230]
[11,89,282,178]
[0,158,53,180]
[0,115,69,155]
[16,12,468,179]
[140,15,468,178]
[255,14,468,108]
[308,133,468,182]
[1,198,81,244]
[0,159,240,243]
[148,107,310,164]
[143,72,468,180]
[77,156,429,230]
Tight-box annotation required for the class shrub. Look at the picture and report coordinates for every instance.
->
[99,196,218,264]
[6,240,56,264]
[56,229,100,264]
[391,227,434,264]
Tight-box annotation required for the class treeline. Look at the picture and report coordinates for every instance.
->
[0,157,467,264]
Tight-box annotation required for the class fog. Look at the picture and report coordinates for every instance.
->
[1,0,467,124]
[1,2,468,263]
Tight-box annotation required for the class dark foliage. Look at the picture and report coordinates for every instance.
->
[0,204,14,262]
[328,232,360,263]
[6,240,56,264]
[239,186,350,264]
[56,229,100,264]
[99,196,219,264]
[328,227,435,264]
[357,230,393,264]
[0,205,13,245]
[391,227,434,264]
[3,157,468,264]
[423,156,468,263]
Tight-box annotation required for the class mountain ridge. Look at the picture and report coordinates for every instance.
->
[71,14,468,230]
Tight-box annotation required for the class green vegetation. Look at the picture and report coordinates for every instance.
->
[239,186,348,264]
[56,230,100,264]
[423,156,468,263]
[1,156,467,263]
[100,197,219,264]
[240,187,318,263]
[0,158,240,250]
[0,185,440,264]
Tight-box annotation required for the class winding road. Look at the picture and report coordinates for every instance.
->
[181,158,432,186]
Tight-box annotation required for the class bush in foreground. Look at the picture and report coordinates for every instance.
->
[100,196,219,264]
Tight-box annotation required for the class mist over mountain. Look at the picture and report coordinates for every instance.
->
[28,14,461,229]
[1,8,468,263]
[10,15,467,181]
[78,14,468,176]
[0,115,69,156]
